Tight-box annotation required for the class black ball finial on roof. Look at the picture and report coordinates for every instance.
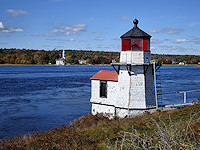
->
[120,18,151,39]
[133,19,138,27]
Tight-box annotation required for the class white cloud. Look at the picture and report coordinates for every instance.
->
[148,29,161,33]
[94,38,104,41]
[32,34,53,37]
[2,28,24,33]
[51,23,87,35]
[93,31,102,34]
[151,38,163,44]
[159,45,186,51]
[193,38,200,44]
[0,21,24,33]
[174,39,189,43]
[47,38,75,42]
[113,38,120,41]
[150,46,156,50]
[0,22,4,29]
[64,32,70,36]
[114,16,132,20]
[148,28,184,35]
[69,38,75,41]
[6,9,29,17]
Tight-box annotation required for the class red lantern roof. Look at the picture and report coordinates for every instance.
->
[90,70,118,82]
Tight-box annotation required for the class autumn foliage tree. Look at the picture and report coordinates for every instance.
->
[0,48,199,65]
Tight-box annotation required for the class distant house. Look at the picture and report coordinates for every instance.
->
[78,60,86,65]
[56,59,65,65]
[179,62,185,65]
[56,50,65,65]
[112,59,116,63]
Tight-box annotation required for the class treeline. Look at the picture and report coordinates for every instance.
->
[151,54,200,64]
[0,48,199,65]
[0,48,59,64]
[0,48,120,65]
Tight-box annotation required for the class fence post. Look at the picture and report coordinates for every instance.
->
[184,92,187,103]
[153,62,158,108]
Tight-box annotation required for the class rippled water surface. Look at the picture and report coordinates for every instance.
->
[0,65,199,138]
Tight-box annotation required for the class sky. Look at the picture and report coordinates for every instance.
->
[0,0,200,55]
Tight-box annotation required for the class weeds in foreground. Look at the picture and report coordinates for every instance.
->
[0,103,199,149]
[107,112,200,150]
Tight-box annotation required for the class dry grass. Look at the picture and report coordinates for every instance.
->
[107,112,199,149]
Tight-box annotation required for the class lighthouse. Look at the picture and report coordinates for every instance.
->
[90,19,158,118]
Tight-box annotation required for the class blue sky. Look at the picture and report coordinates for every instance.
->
[0,0,200,55]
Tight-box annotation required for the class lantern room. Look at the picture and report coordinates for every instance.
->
[121,19,151,51]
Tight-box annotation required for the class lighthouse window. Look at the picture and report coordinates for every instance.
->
[143,39,150,51]
[131,39,143,50]
[122,39,131,51]
[100,81,107,98]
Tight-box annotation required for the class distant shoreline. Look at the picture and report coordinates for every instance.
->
[0,64,199,67]
[0,64,111,66]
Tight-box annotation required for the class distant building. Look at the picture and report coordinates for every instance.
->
[112,59,116,63]
[78,60,87,64]
[179,62,185,65]
[56,50,65,65]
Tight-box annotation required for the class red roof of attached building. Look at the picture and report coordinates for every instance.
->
[90,70,118,82]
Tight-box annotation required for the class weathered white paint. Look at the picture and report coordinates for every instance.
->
[90,80,118,106]
[116,108,157,118]
[120,51,151,64]
[91,103,115,119]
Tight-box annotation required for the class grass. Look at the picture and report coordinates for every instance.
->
[0,102,199,150]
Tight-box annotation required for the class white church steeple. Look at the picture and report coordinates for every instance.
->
[62,50,65,59]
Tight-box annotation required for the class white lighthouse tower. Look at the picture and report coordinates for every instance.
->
[90,19,158,118]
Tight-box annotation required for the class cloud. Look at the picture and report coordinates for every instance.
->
[47,38,75,42]
[159,45,186,51]
[0,42,8,44]
[32,34,53,37]
[113,38,120,41]
[94,38,104,41]
[148,28,184,35]
[193,38,200,44]
[150,46,156,50]
[6,9,29,17]
[0,22,24,33]
[93,31,102,34]
[51,23,87,35]
[151,38,163,44]
[173,39,190,43]
[114,16,132,20]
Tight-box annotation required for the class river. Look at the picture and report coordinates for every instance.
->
[0,65,199,138]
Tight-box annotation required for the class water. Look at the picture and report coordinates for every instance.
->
[0,65,199,138]
[160,65,200,105]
